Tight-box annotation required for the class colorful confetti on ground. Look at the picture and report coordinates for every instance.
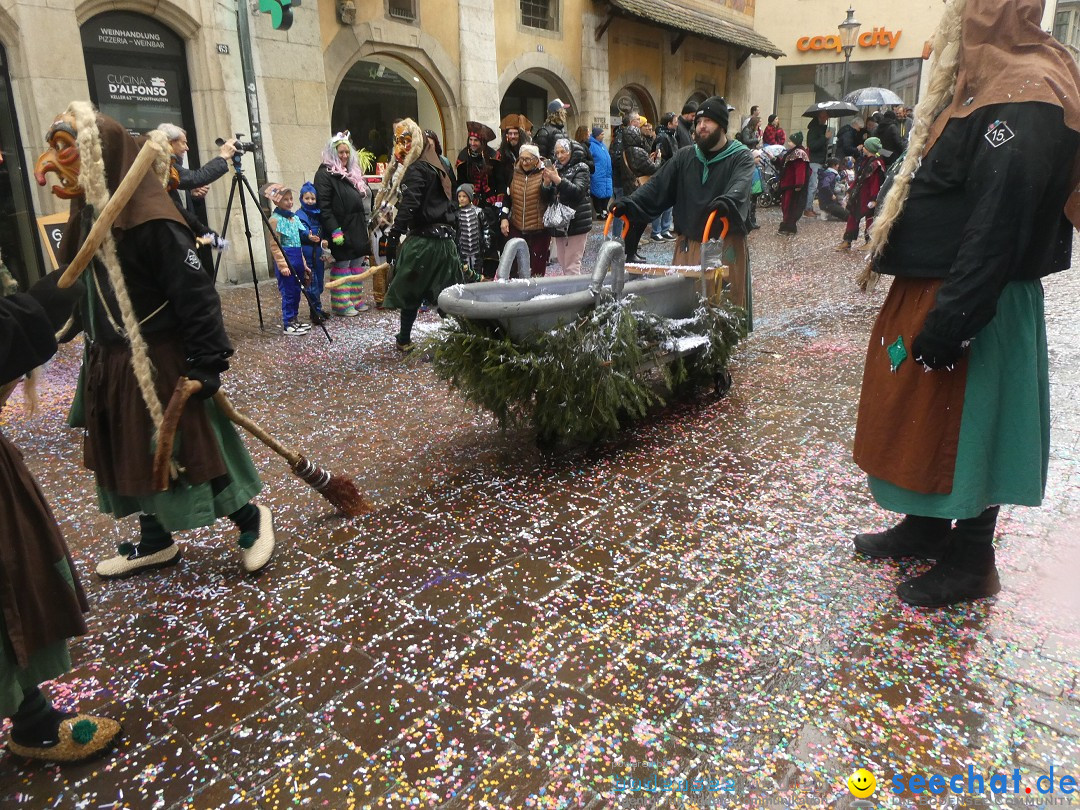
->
[1,209,1078,808]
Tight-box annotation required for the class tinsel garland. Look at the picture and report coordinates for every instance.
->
[426,295,745,445]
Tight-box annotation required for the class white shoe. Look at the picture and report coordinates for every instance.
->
[284,323,308,336]
[353,302,370,313]
[96,543,181,579]
[239,504,275,573]
[340,307,359,317]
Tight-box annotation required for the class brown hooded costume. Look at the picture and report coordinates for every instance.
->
[853,0,1080,516]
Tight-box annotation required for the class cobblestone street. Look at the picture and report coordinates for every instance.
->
[1,207,1078,808]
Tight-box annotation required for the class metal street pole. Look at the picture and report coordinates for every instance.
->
[838,7,861,100]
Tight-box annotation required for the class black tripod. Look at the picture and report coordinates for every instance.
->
[214,152,331,342]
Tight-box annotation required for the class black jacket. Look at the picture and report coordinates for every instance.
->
[314,164,370,261]
[533,121,566,159]
[656,128,678,162]
[389,160,456,236]
[876,113,905,165]
[835,124,862,160]
[619,126,660,192]
[675,117,694,149]
[0,294,56,384]
[622,140,755,239]
[79,219,233,372]
[877,102,1079,346]
[175,156,229,191]
[550,146,593,237]
[807,118,829,163]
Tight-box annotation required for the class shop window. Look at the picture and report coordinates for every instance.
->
[387,0,415,22]
[521,0,558,31]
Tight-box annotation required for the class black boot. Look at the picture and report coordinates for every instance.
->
[897,507,1002,608]
[854,514,951,559]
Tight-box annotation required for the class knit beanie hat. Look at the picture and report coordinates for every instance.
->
[863,136,882,154]
[682,101,699,115]
[694,96,730,131]
[457,183,475,197]
[519,143,540,160]
[790,132,804,147]
[591,125,604,137]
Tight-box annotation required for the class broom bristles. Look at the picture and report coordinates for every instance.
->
[291,455,373,516]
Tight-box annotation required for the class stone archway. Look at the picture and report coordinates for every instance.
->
[325,22,462,152]
[74,0,201,38]
[498,53,581,133]
[609,82,657,125]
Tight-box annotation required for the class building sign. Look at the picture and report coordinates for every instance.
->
[796,28,902,53]
[93,66,177,107]
[81,12,184,57]
[36,213,68,271]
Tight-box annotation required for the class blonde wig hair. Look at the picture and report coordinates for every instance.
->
[370,118,423,234]
[66,101,170,447]
[861,0,966,290]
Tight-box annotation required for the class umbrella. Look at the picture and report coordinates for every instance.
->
[802,101,860,118]
[466,121,497,143]
[843,87,904,107]
[500,113,533,134]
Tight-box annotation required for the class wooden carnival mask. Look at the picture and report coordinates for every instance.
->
[35,115,82,199]
[392,126,412,164]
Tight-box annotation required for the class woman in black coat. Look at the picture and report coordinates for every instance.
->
[314,134,372,315]
[543,137,593,274]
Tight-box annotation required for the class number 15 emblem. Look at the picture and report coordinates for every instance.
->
[985,120,1015,148]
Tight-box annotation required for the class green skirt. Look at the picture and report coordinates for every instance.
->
[383,236,462,311]
[869,280,1050,519]
[96,398,262,532]
[0,558,78,718]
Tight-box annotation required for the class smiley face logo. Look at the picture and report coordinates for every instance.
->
[848,768,877,798]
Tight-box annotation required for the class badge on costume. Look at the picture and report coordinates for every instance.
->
[184,249,201,269]
[984,120,1014,149]
[887,335,907,373]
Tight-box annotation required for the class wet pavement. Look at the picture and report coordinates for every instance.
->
[1,206,1078,808]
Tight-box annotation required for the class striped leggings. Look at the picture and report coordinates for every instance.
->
[329,257,366,314]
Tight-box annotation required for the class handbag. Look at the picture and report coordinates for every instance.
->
[543,197,576,232]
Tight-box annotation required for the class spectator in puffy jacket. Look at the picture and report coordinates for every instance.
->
[499,144,555,276]
[739,114,762,148]
[544,138,593,274]
[588,125,614,216]
[573,125,595,174]
[533,98,570,159]
[835,118,865,160]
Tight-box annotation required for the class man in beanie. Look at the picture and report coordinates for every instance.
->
[611,95,754,315]
[836,137,886,250]
[805,110,830,217]
[676,101,698,148]
[534,98,570,159]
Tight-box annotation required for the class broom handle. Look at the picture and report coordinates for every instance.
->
[211,390,303,466]
[58,140,160,289]
[323,263,385,290]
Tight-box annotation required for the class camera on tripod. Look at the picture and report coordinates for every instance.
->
[215,134,258,170]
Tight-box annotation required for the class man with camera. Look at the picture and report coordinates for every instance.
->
[156,124,238,202]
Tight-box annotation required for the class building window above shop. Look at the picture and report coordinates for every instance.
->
[387,0,416,22]
[521,0,558,31]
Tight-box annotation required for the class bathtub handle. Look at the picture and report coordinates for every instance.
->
[495,237,532,280]
[702,212,730,243]
[602,213,630,240]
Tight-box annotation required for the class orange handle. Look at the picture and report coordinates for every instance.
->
[702,211,730,242]
[603,213,630,240]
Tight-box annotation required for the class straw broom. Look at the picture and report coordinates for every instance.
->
[153,378,373,516]
[323,263,385,290]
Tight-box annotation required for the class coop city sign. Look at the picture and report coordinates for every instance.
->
[797,27,902,52]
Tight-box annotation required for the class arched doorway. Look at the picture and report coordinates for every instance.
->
[610,84,657,125]
[81,12,195,139]
[332,56,443,164]
[685,90,708,109]
[500,69,575,136]
[0,41,43,286]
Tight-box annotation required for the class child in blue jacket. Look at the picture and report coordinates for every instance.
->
[297,182,328,324]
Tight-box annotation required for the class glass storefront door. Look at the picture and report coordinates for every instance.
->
[0,43,43,288]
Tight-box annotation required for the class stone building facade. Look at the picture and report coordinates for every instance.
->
[0,0,780,285]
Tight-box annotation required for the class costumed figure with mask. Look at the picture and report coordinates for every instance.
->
[33,102,276,580]
[851,0,1080,608]
[454,123,498,209]
[777,132,811,234]
[380,118,462,351]
[0,152,121,764]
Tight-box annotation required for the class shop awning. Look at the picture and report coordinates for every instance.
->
[599,0,785,60]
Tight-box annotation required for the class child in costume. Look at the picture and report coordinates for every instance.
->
[264,183,311,336]
[33,102,276,579]
[836,137,886,250]
[777,132,810,234]
[455,183,485,281]
[297,182,328,324]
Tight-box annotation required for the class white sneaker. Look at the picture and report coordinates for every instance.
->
[96,543,181,579]
[284,323,308,336]
[340,307,359,317]
[353,302,371,313]
[239,504,276,573]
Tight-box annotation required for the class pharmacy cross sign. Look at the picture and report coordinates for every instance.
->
[258,0,299,30]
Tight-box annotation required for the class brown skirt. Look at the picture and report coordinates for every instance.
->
[80,338,226,497]
[853,277,969,494]
[0,430,88,668]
